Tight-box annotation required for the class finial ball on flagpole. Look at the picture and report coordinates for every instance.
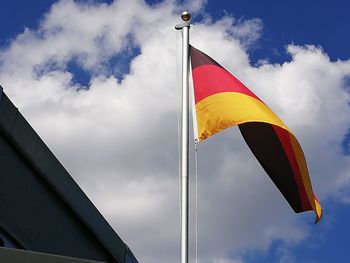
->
[181,11,191,21]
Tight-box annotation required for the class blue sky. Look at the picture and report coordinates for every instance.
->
[0,1,350,263]
[3,0,349,62]
[204,0,350,63]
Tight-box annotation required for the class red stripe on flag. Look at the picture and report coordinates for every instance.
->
[192,64,261,104]
[272,125,312,211]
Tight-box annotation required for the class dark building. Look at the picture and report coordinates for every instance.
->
[0,86,138,263]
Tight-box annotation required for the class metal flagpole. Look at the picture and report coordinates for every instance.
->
[175,11,191,263]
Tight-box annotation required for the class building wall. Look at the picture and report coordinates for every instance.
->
[0,131,114,262]
[0,247,107,263]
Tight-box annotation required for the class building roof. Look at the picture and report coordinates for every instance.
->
[0,86,138,263]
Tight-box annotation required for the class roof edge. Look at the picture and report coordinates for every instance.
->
[0,88,133,263]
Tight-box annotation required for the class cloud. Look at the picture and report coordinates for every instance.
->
[1,1,350,263]
[212,258,243,263]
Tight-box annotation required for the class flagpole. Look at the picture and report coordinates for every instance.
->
[175,11,191,263]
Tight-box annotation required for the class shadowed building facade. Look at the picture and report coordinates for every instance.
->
[0,86,138,263]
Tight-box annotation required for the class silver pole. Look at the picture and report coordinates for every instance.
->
[175,11,191,263]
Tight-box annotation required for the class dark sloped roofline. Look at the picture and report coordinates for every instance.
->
[0,86,136,263]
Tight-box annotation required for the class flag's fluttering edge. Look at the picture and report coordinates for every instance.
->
[190,46,322,223]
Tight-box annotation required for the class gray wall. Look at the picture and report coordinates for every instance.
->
[0,247,107,263]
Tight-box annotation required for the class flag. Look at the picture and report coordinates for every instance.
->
[190,45,322,223]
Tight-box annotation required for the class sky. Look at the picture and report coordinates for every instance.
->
[0,0,350,263]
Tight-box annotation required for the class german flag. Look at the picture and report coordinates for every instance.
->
[190,45,322,223]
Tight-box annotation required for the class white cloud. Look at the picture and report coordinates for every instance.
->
[212,258,243,263]
[1,1,350,263]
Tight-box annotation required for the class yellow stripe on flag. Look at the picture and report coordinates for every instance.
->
[196,92,290,141]
[289,135,322,222]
